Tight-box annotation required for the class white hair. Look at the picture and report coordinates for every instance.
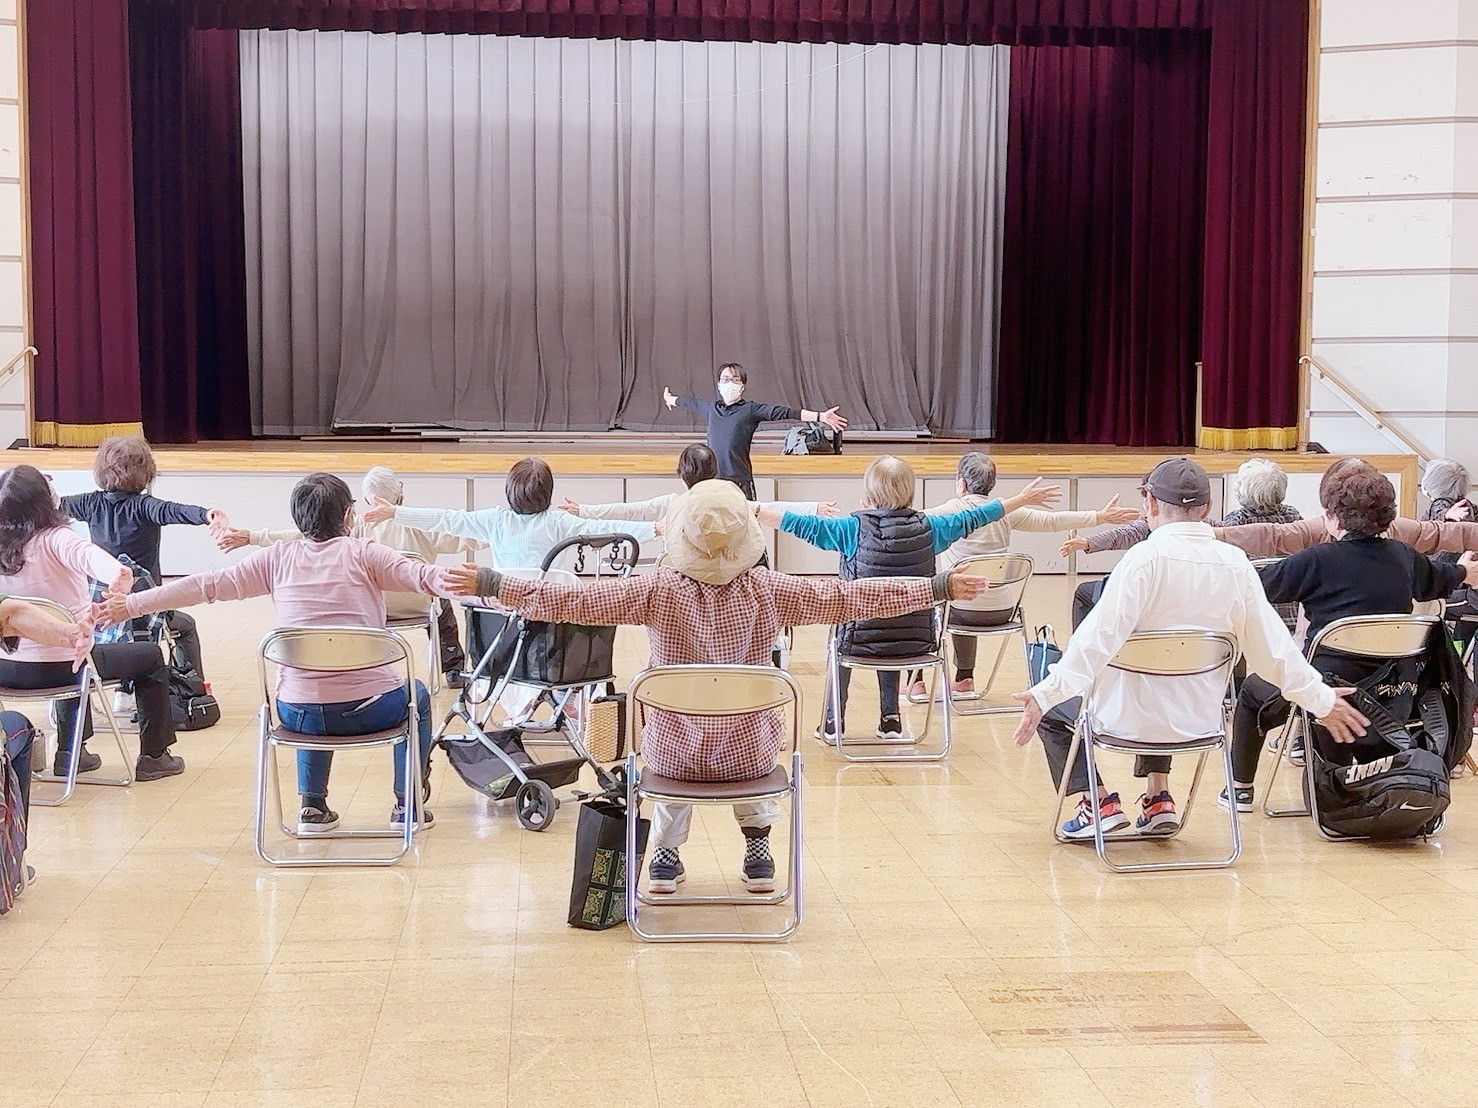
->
[1232,457,1288,512]
[1421,458,1470,504]
[361,465,403,506]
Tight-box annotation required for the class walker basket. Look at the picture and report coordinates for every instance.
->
[443,728,584,801]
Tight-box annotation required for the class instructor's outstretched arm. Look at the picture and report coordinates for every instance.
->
[800,405,848,432]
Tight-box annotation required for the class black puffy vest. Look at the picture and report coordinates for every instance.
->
[837,509,937,658]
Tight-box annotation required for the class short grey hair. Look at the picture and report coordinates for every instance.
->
[1232,458,1288,512]
[956,452,997,497]
[1421,458,1470,504]
[361,465,403,506]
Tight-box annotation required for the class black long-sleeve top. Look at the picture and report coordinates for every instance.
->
[1258,533,1465,646]
[60,491,209,582]
[673,396,801,488]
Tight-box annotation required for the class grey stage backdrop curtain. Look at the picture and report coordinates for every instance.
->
[240,31,1008,436]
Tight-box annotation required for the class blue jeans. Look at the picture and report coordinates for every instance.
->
[277,682,433,807]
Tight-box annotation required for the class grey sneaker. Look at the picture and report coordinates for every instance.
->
[741,828,776,893]
[648,848,685,893]
[297,805,341,834]
[134,752,184,781]
[389,805,436,831]
[53,748,102,776]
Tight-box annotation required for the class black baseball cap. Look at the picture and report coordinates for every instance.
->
[1139,457,1211,508]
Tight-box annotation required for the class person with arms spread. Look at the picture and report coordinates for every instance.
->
[663,362,847,499]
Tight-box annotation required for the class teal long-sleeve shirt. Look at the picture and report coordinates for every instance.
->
[780,502,1007,558]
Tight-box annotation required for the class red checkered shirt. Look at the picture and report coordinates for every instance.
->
[496,567,938,781]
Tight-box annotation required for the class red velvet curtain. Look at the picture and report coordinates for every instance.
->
[129,10,253,443]
[994,36,1210,446]
[1200,0,1308,449]
[27,0,1307,446]
[26,0,144,445]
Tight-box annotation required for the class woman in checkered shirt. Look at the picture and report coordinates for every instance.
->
[470,479,992,895]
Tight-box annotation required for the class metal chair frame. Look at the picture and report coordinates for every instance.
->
[1049,630,1241,872]
[625,664,803,942]
[1263,613,1439,836]
[0,596,133,806]
[820,601,953,762]
[909,553,1033,716]
[385,550,444,695]
[254,627,422,867]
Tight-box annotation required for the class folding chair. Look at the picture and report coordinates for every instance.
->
[820,601,952,762]
[909,553,1032,715]
[385,550,443,694]
[625,664,803,942]
[254,627,423,867]
[0,595,133,806]
[1050,630,1241,872]
[1264,612,1439,829]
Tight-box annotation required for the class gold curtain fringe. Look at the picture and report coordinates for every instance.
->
[1196,425,1299,451]
[31,421,145,448]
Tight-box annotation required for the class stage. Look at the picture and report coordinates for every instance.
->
[11,439,1415,578]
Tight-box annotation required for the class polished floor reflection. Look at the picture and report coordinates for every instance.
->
[3,577,1473,1106]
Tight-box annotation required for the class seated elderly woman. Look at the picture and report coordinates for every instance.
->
[0,465,183,781]
[1223,461,1478,812]
[467,480,992,894]
[102,474,477,832]
[1221,458,1302,526]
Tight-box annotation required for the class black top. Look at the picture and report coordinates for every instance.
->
[60,491,210,582]
[1258,533,1465,645]
[673,396,800,487]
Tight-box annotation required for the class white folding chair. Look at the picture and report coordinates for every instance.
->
[1264,612,1439,832]
[385,550,443,694]
[0,596,133,806]
[625,664,803,942]
[1050,630,1241,872]
[918,553,1032,715]
[255,627,423,867]
[820,601,952,762]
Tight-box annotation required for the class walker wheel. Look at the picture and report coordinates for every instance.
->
[515,779,557,831]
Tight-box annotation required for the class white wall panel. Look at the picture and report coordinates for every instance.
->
[1320,0,1462,48]
[1311,273,1463,339]
[1318,49,1459,123]
[1316,123,1461,196]
[1306,342,1451,413]
[1313,199,1455,272]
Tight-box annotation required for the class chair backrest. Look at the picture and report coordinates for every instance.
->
[1248,557,1301,634]
[7,594,83,628]
[949,553,1033,615]
[257,627,415,722]
[1306,613,1437,661]
[627,664,803,756]
[1106,630,1239,679]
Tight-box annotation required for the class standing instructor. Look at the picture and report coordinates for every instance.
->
[664,362,848,499]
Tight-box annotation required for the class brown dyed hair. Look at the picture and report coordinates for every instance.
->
[92,436,158,495]
[506,457,554,515]
[1320,459,1396,536]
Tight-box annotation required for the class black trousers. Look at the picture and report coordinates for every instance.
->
[1232,659,1391,784]
[0,644,177,758]
[436,599,465,675]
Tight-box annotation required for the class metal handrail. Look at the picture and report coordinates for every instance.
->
[1301,354,1431,467]
[0,345,35,387]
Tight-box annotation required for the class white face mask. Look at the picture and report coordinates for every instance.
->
[718,381,744,404]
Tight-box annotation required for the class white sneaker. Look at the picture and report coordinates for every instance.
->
[112,691,136,716]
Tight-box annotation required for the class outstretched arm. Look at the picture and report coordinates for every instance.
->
[1214,517,1326,558]
[115,548,277,620]
[474,568,656,626]
[1386,517,1478,555]
[775,511,860,555]
[769,566,985,627]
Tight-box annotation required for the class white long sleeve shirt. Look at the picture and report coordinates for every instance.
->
[392,505,655,571]
[926,493,1101,568]
[577,492,821,523]
[1029,521,1336,742]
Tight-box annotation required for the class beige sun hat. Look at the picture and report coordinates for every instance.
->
[662,479,766,585]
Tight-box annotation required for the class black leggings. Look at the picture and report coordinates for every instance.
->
[0,644,177,758]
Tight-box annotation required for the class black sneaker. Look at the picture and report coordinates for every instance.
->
[741,828,776,893]
[53,748,102,776]
[1218,785,1254,814]
[875,714,903,740]
[389,804,436,831]
[297,805,341,834]
[648,848,685,893]
[134,752,185,781]
[443,672,467,690]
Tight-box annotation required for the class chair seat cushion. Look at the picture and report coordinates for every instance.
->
[1093,732,1225,753]
[268,725,409,747]
[640,766,791,801]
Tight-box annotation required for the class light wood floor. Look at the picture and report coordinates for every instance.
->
[5,577,1475,1107]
